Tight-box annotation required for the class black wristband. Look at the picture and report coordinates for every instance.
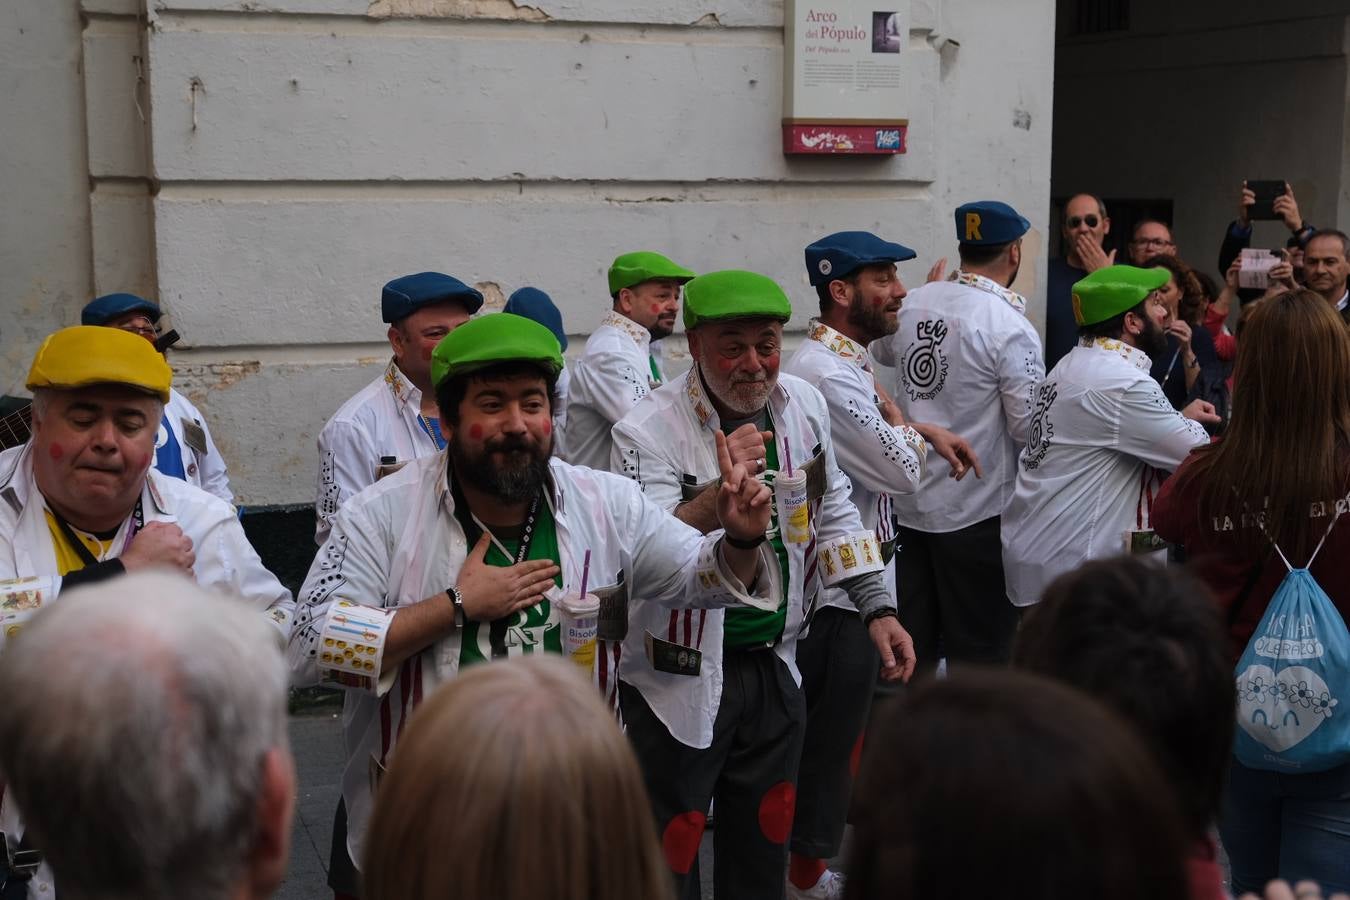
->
[863,607,898,627]
[723,532,766,550]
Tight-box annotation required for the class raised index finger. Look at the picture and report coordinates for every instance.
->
[714,429,734,479]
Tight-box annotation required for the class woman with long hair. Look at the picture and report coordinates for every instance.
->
[1144,254,1223,411]
[845,669,1192,900]
[363,655,673,900]
[1154,288,1350,894]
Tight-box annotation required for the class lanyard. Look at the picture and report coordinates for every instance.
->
[415,413,445,450]
[469,492,543,565]
[648,355,662,384]
[466,491,544,659]
[49,499,143,569]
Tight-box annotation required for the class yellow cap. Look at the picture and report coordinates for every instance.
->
[26,326,172,402]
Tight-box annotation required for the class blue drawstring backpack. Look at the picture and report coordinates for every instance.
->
[1234,500,1350,773]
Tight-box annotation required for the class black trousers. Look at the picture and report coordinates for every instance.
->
[896,515,1018,677]
[621,647,807,900]
[789,606,877,858]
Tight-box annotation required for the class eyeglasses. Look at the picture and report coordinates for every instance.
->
[114,317,158,339]
[1065,215,1100,229]
[1131,238,1174,248]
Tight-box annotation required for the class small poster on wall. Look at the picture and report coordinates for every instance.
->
[782,0,909,155]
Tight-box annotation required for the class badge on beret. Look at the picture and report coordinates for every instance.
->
[818,259,832,276]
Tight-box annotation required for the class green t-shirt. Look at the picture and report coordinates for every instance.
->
[459,500,565,667]
[722,415,791,649]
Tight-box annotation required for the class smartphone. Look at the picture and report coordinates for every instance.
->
[1237,248,1280,290]
[1248,180,1287,220]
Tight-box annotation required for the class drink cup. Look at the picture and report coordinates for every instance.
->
[775,470,810,544]
[556,591,600,670]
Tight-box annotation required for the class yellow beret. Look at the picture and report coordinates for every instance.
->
[26,326,172,402]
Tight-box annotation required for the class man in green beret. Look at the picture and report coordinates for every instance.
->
[564,250,695,470]
[1001,265,1220,608]
[611,271,914,900]
[290,312,778,896]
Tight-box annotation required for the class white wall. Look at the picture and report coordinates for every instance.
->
[5,0,1056,504]
[0,3,93,388]
[1052,3,1350,278]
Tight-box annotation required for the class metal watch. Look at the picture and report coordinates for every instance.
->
[448,586,465,627]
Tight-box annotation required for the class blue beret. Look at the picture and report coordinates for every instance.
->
[805,231,916,286]
[954,201,1030,246]
[503,287,568,352]
[81,293,162,326]
[381,272,484,323]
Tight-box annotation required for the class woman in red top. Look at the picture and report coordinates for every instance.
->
[1154,288,1350,895]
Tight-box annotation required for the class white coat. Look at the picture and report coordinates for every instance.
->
[0,442,294,900]
[1000,338,1211,606]
[288,452,771,873]
[564,311,665,471]
[784,320,928,611]
[872,271,1044,533]
[610,367,889,749]
[162,388,233,503]
[314,359,444,545]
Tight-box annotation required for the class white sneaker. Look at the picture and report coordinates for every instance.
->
[787,869,846,900]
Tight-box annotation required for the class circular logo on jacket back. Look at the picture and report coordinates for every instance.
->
[900,318,949,402]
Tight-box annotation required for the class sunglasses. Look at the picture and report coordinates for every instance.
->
[1065,214,1100,229]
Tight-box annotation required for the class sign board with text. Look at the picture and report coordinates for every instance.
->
[782,0,910,154]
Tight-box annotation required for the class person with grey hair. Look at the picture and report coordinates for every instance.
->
[0,571,296,900]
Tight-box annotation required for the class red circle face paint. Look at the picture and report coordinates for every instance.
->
[47,443,64,461]
[468,424,483,440]
[541,420,552,435]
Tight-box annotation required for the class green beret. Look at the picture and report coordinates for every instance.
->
[682,270,792,330]
[1072,265,1170,326]
[607,251,696,295]
[430,313,563,388]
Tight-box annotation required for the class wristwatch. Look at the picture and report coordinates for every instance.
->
[447,586,465,627]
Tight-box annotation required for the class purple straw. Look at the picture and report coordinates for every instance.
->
[579,548,592,598]
[783,436,794,476]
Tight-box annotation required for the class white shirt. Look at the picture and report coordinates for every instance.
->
[1000,338,1211,607]
[162,388,233,504]
[314,359,444,545]
[0,443,294,899]
[610,368,889,748]
[784,320,927,611]
[872,271,1044,532]
[288,452,768,872]
[564,311,665,471]
[551,364,571,459]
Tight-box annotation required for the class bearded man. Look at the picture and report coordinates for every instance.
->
[564,251,695,470]
[290,313,776,900]
[780,231,980,899]
[1000,265,1220,608]
[611,269,913,900]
